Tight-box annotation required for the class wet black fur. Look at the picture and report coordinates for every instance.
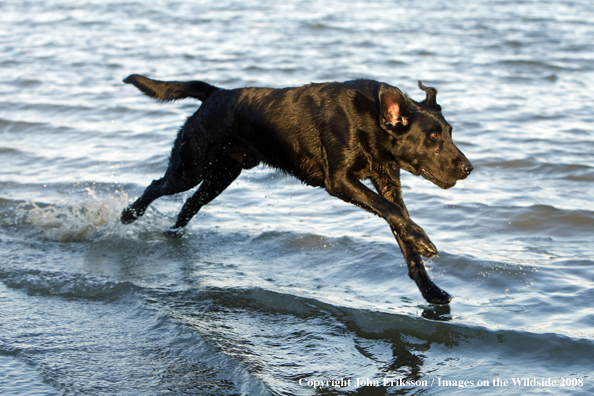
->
[121,74,473,304]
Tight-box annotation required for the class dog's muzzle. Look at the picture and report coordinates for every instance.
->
[458,159,474,179]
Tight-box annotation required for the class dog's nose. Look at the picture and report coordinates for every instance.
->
[461,161,474,176]
[457,159,473,177]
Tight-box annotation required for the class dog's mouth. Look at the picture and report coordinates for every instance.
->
[420,169,456,189]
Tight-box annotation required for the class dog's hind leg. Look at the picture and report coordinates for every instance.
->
[121,177,167,224]
[170,156,243,230]
[371,169,451,304]
[121,144,206,224]
[121,124,210,225]
[121,173,203,225]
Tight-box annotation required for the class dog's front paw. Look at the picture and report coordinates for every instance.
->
[399,222,437,257]
[121,207,139,224]
[422,285,452,305]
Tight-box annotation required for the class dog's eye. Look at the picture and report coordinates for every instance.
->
[429,132,438,140]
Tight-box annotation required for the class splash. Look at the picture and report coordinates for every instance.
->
[25,190,129,242]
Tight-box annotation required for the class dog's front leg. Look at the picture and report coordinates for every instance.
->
[324,173,437,258]
[371,169,451,304]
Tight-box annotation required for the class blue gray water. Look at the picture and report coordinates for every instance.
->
[1,0,593,394]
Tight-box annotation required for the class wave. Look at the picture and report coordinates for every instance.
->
[0,267,136,300]
[480,158,594,179]
[507,205,594,235]
[146,286,594,394]
[0,272,272,396]
[0,118,48,133]
[496,59,571,71]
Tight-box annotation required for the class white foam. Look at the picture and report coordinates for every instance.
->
[25,191,129,242]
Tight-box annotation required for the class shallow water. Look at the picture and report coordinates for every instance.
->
[1,0,593,394]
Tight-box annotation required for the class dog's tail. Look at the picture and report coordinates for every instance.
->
[123,74,219,102]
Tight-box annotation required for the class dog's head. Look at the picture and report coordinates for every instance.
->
[378,81,473,189]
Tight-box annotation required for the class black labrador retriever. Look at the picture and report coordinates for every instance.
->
[121,74,473,304]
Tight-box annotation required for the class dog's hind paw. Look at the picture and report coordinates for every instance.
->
[121,207,139,224]
[164,227,185,238]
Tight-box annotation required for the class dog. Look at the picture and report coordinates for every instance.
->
[120,74,473,304]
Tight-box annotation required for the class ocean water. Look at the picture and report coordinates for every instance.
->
[1,0,593,394]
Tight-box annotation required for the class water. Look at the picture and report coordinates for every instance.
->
[1,0,593,394]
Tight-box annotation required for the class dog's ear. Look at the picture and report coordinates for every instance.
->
[418,81,442,112]
[379,84,410,132]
